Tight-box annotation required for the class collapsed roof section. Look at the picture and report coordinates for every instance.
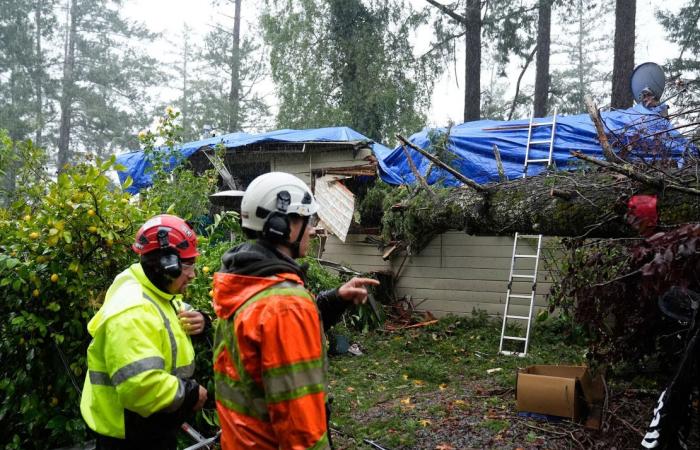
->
[115,126,393,194]
[377,104,693,186]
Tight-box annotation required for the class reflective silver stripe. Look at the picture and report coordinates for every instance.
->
[272,280,300,289]
[162,378,186,413]
[111,356,165,385]
[143,293,178,374]
[89,370,112,386]
[215,378,269,420]
[264,363,325,397]
[175,362,195,379]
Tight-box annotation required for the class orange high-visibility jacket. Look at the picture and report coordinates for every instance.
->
[212,271,330,450]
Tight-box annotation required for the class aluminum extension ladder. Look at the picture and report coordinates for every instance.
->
[498,233,543,356]
[499,108,557,356]
[203,149,237,190]
[522,106,557,178]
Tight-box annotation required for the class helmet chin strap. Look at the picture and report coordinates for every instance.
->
[282,215,310,259]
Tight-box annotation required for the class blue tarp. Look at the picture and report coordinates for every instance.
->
[116,127,393,194]
[377,104,691,186]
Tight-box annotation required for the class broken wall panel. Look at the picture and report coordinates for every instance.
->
[315,176,355,242]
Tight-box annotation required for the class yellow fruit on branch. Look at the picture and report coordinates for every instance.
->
[88,226,97,233]
[29,232,40,240]
[32,289,40,297]
[50,274,59,283]
[87,209,96,217]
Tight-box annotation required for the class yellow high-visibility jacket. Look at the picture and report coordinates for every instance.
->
[80,263,196,440]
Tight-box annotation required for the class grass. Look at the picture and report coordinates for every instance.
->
[326,311,588,449]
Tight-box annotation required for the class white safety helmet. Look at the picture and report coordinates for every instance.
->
[240,172,319,240]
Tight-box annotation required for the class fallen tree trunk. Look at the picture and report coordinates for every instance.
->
[383,165,700,250]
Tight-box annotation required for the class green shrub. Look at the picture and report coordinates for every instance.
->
[0,155,159,449]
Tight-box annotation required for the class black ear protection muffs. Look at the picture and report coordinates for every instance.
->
[157,227,182,279]
[262,212,291,242]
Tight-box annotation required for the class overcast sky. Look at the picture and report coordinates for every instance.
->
[123,0,684,128]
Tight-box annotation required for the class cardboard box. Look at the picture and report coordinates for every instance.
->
[516,365,606,429]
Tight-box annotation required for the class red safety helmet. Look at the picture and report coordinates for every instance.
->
[132,214,200,259]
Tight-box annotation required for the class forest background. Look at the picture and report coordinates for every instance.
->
[1,0,698,180]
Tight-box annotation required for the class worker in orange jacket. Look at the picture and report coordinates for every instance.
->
[212,172,378,450]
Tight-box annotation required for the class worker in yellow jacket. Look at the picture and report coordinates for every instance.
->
[80,214,208,450]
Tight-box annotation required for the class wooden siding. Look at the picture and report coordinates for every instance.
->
[320,231,560,318]
[319,234,391,274]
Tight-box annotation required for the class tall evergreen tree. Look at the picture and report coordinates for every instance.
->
[425,0,538,122]
[658,0,700,82]
[549,0,613,114]
[0,0,44,141]
[611,0,636,108]
[56,0,162,168]
[533,0,552,117]
[171,1,269,138]
[0,0,56,196]
[262,0,436,143]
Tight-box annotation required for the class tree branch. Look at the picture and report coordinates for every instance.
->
[570,151,700,196]
[399,143,434,195]
[507,45,537,121]
[396,134,487,192]
[492,144,506,182]
[425,0,467,24]
[584,95,620,163]
[419,30,467,59]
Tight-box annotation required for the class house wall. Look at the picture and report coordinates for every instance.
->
[271,148,374,184]
[218,147,373,187]
[320,231,559,318]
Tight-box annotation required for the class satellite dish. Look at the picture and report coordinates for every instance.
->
[209,190,245,211]
[630,62,665,103]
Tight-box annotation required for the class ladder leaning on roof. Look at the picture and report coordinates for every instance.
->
[498,107,558,356]
[203,149,237,190]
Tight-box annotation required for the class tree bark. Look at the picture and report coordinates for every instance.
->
[611,0,635,109]
[463,0,481,122]
[533,0,551,117]
[57,0,78,172]
[385,168,700,250]
[227,0,242,132]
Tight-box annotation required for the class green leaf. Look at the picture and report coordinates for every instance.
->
[121,176,133,190]
[6,258,19,269]
[63,231,72,243]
